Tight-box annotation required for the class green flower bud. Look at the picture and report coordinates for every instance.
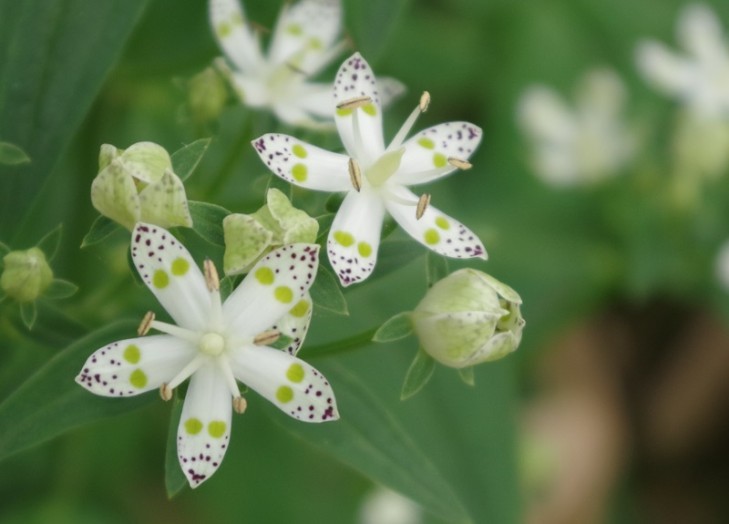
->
[223,189,319,275]
[1,247,53,302]
[187,66,228,124]
[90,142,192,230]
[411,269,524,368]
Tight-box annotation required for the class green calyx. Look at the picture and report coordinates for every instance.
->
[1,247,54,302]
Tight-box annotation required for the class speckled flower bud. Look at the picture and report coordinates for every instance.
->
[1,247,53,302]
[411,269,524,368]
[223,188,318,275]
[91,142,192,230]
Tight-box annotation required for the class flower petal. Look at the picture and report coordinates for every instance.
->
[229,344,338,422]
[295,82,336,119]
[392,122,483,186]
[327,189,385,286]
[635,41,693,98]
[268,0,342,74]
[177,362,232,488]
[131,223,212,331]
[223,244,319,338]
[90,162,141,231]
[678,3,726,63]
[138,169,193,229]
[269,291,313,355]
[251,133,350,191]
[377,76,407,108]
[209,0,264,73]
[228,72,270,107]
[385,186,486,260]
[76,335,196,397]
[333,53,386,163]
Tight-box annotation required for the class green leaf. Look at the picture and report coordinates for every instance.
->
[344,0,412,62]
[188,200,230,246]
[36,224,63,260]
[425,251,449,288]
[372,311,413,343]
[315,213,335,243]
[19,301,37,330]
[171,138,211,182]
[0,320,155,462]
[458,366,475,386]
[264,363,471,522]
[401,349,436,401]
[0,142,30,165]
[325,192,345,213]
[0,0,151,240]
[266,174,293,200]
[372,240,424,281]
[165,396,187,499]
[81,215,121,248]
[0,241,10,256]
[44,279,78,300]
[310,265,349,316]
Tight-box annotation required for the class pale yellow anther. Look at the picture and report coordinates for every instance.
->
[233,396,247,414]
[160,383,173,401]
[137,311,155,336]
[253,329,280,346]
[419,91,431,112]
[204,258,220,292]
[348,158,362,192]
[448,157,472,170]
[337,96,373,110]
[416,193,431,220]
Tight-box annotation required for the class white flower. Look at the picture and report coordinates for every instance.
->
[636,3,729,118]
[252,53,486,286]
[517,69,635,186]
[76,223,338,488]
[359,487,423,524]
[209,0,404,129]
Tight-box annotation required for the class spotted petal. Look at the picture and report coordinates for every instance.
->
[138,169,193,229]
[210,0,264,73]
[333,53,385,163]
[177,362,233,488]
[131,223,212,331]
[223,244,319,338]
[385,186,486,260]
[327,189,386,286]
[251,134,350,191]
[229,344,338,422]
[392,122,483,186]
[76,335,196,397]
[269,291,313,355]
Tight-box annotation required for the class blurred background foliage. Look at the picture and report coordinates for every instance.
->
[2,0,729,522]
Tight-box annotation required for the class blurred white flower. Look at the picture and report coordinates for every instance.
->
[517,69,635,186]
[636,3,729,118]
[359,487,422,524]
[715,239,729,290]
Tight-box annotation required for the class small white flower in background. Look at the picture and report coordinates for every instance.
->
[210,0,404,129]
[91,142,192,231]
[252,53,486,286]
[359,487,423,524]
[76,223,338,488]
[636,3,729,118]
[517,69,635,186]
[411,269,524,368]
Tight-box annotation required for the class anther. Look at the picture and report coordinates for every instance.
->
[204,259,220,292]
[137,311,155,336]
[253,330,280,346]
[348,158,362,192]
[337,96,373,110]
[416,193,431,220]
[448,157,472,170]
[419,91,431,112]
[233,396,247,414]
[160,383,173,401]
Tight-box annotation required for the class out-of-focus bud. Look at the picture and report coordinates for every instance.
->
[223,188,318,275]
[187,66,229,125]
[411,269,524,368]
[90,142,192,230]
[1,247,53,302]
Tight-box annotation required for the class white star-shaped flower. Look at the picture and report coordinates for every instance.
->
[636,3,729,118]
[252,53,486,286]
[76,223,338,488]
[209,0,404,129]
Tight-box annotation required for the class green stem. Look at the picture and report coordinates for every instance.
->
[302,327,379,358]
[206,114,254,197]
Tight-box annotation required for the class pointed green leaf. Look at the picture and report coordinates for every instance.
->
[310,265,349,316]
[44,279,78,300]
[325,192,345,213]
[401,349,436,401]
[372,311,413,343]
[188,200,230,246]
[0,320,155,462]
[171,138,211,182]
[0,142,30,165]
[425,251,449,288]
[458,366,475,386]
[36,224,63,260]
[19,301,38,330]
[81,215,121,248]
[165,396,187,499]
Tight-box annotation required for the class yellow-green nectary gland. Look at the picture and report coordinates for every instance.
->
[129,368,147,389]
[333,231,354,247]
[336,107,353,117]
[292,144,308,158]
[153,269,169,289]
[275,286,294,303]
[358,242,372,257]
[286,23,303,36]
[208,421,226,438]
[424,229,441,245]
[276,385,294,403]
[290,299,310,318]
[255,267,275,285]
[171,257,190,276]
[185,417,203,435]
[433,153,448,168]
[418,137,435,149]
[286,363,305,383]
[123,344,141,364]
[291,163,308,182]
[435,216,450,230]
[216,22,231,38]
[362,103,377,116]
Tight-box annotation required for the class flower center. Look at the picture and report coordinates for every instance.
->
[199,332,226,356]
[365,148,406,187]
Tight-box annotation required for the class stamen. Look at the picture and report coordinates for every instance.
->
[348,158,362,192]
[217,359,242,402]
[448,157,472,170]
[137,311,155,336]
[253,330,280,346]
[150,320,200,343]
[337,95,372,110]
[233,396,247,414]
[419,91,431,112]
[160,383,173,401]
[416,193,431,220]
[204,259,220,292]
[387,91,431,151]
[168,355,205,390]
